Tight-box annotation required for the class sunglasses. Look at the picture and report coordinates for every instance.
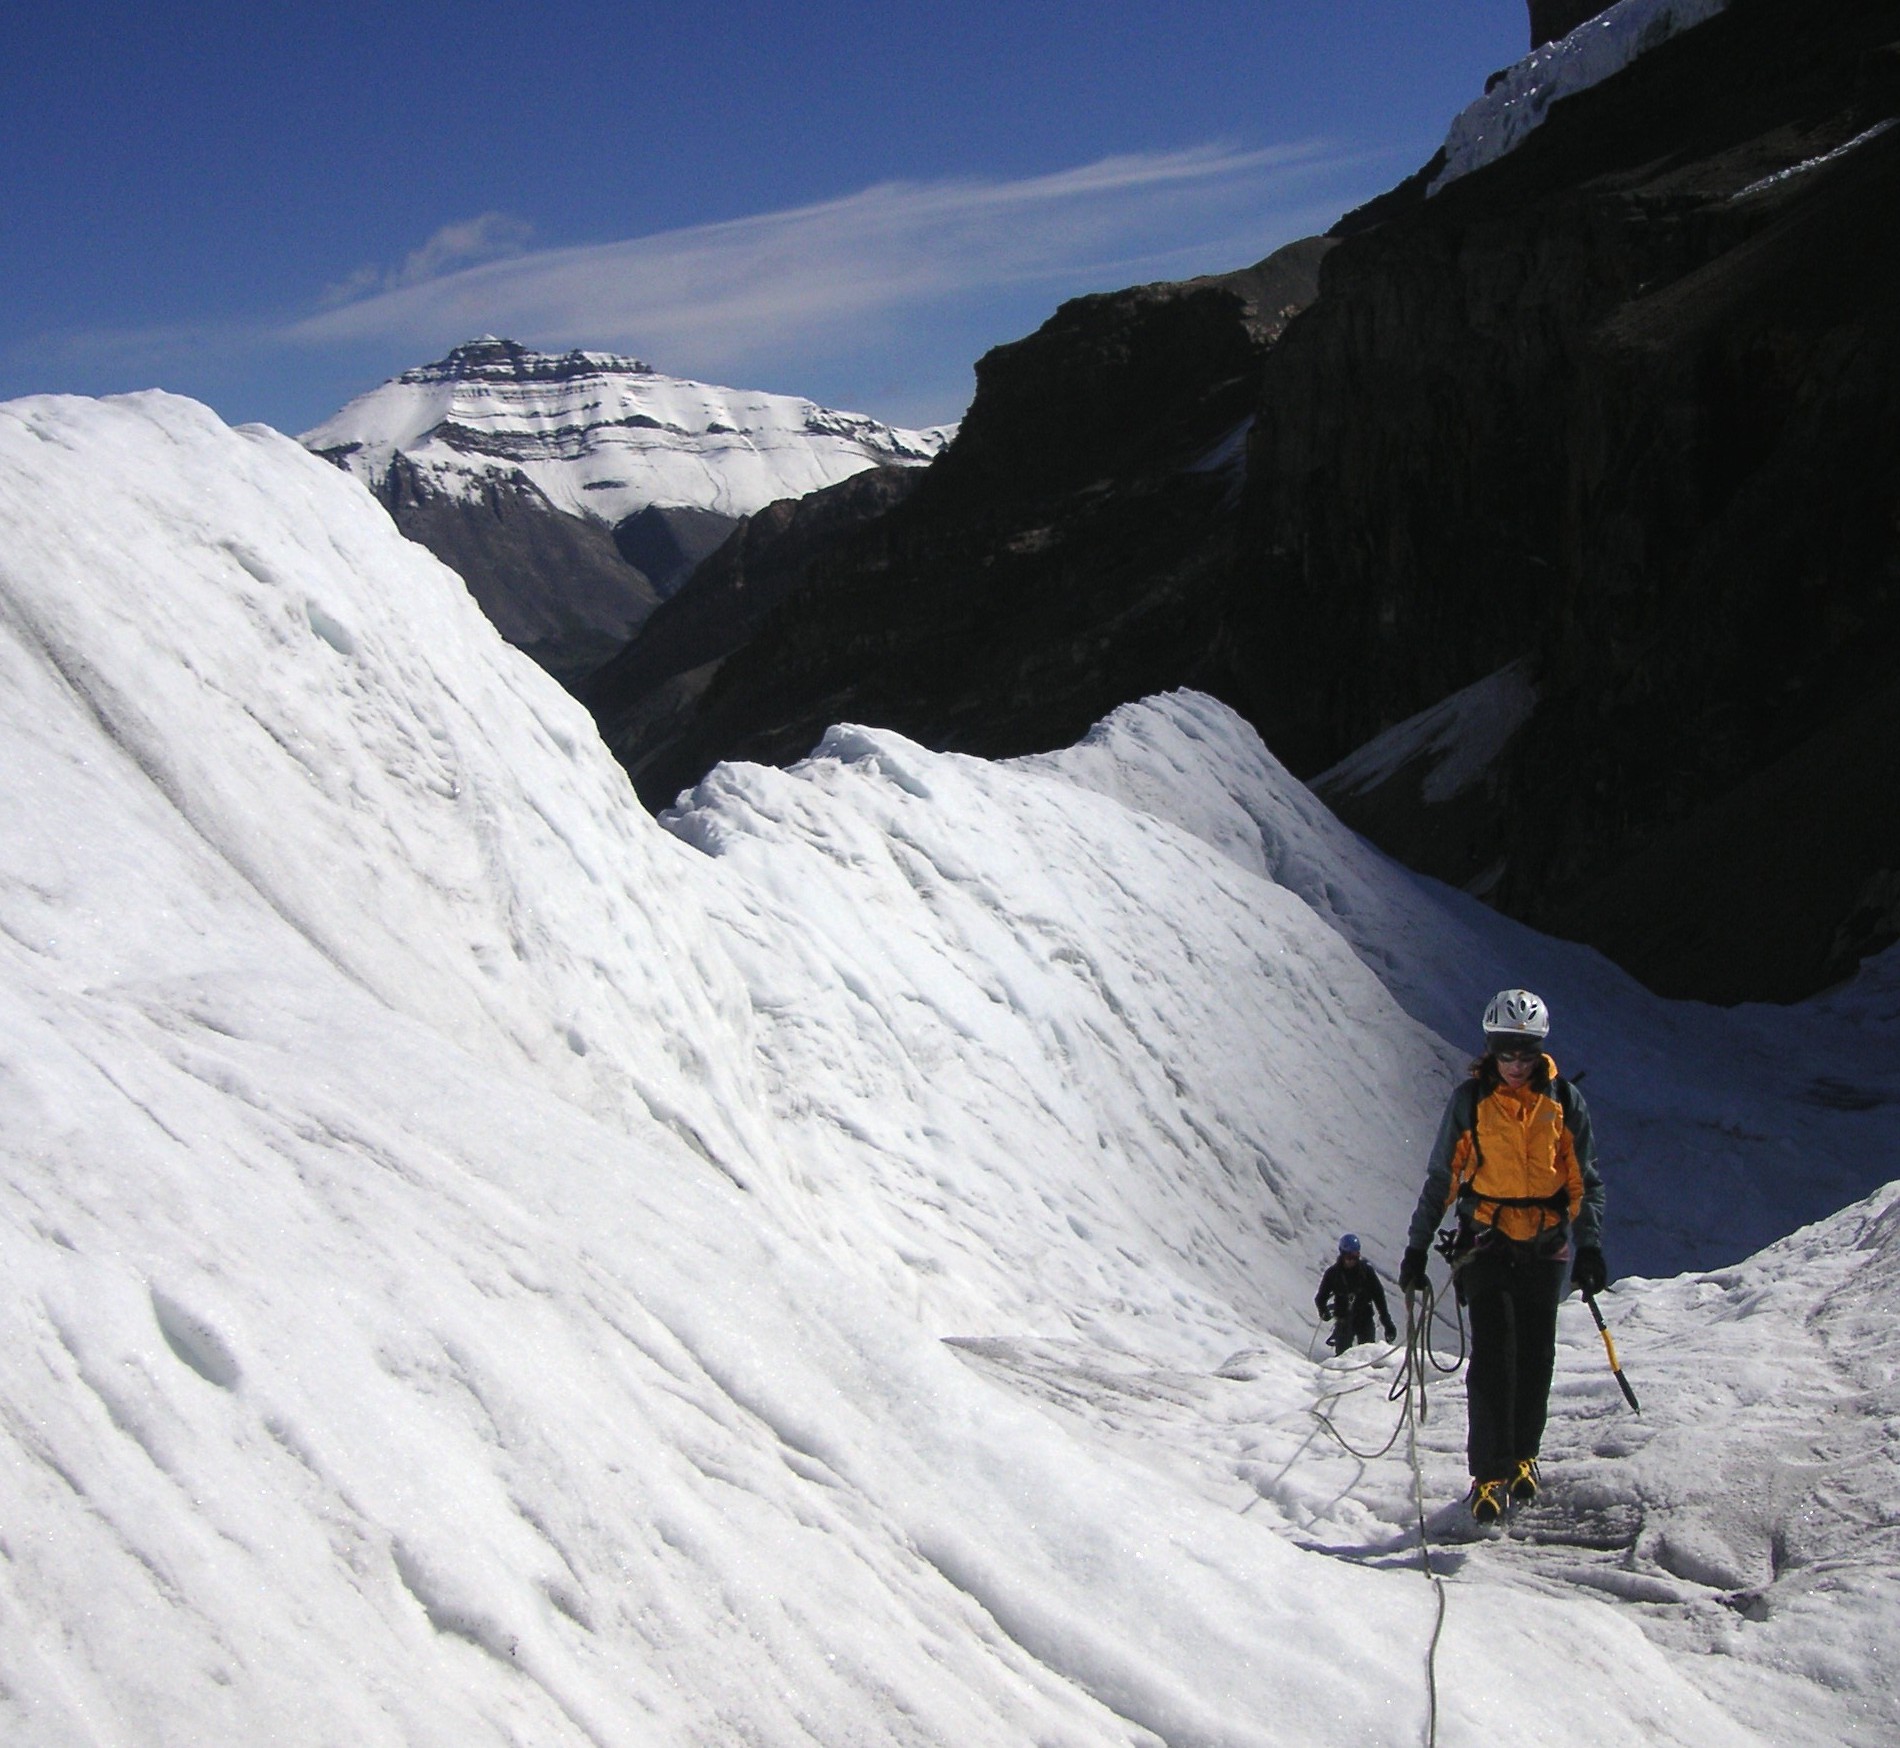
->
[1489,1036,1544,1061]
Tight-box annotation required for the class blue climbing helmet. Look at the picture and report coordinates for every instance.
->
[1338,1233,1361,1256]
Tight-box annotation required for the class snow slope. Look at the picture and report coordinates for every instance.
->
[1310,659,1540,809]
[1017,694,1897,1280]
[1,391,1896,1743]
[1430,0,1729,192]
[301,337,953,527]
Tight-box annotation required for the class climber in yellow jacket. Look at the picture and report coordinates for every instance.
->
[1396,989,1607,1524]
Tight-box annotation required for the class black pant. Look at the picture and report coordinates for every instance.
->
[1328,1299,1376,1353]
[1460,1238,1568,1482]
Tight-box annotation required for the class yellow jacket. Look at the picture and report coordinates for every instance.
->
[1405,1056,1605,1250]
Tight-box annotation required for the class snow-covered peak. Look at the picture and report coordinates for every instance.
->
[394,334,655,384]
[1430,0,1729,192]
[301,338,955,526]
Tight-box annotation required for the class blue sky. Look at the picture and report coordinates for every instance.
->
[2,2,1533,434]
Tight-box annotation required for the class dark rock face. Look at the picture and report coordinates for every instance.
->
[1238,0,1900,999]
[1560,673,1900,1004]
[596,237,1334,807]
[612,505,742,601]
[574,0,1899,1003]
[398,335,652,388]
[369,455,662,688]
[581,466,924,803]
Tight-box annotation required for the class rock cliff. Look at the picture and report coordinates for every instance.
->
[605,0,1897,1003]
[587,237,1333,808]
[1241,0,1900,999]
[364,455,663,687]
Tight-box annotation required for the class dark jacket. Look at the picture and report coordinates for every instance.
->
[1315,1257,1394,1329]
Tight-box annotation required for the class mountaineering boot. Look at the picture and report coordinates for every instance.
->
[1468,1479,1507,1525]
[1510,1458,1541,1504]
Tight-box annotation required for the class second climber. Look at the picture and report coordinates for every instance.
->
[1314,1233,1397,1354]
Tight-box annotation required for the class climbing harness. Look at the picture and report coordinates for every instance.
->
[1583,1291,1642,1413]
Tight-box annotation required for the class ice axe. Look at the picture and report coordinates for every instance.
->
[1583,1292,1641,1414]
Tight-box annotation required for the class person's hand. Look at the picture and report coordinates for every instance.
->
[1382,1320,1397,1341]
[1398,1247,1428,1292]
[1571,1246,1607,1296]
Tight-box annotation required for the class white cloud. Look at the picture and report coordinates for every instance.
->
[319,212,535,308]
[4,145,1381,430]
[391,212,536,286]
[284,145,1367,375]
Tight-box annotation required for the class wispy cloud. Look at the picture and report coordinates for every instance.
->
[318,212,536,308]
[284,144,1369,373]
[4,143,1383,431]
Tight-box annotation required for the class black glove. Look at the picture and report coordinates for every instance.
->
[1572,1246,1607,1296]
[1382,1319,1397,1341]
[1397,1247,1428,1292]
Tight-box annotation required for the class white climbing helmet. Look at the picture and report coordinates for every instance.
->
[1482,988,1550,1038]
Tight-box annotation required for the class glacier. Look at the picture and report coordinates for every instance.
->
[0,389,1896,1745]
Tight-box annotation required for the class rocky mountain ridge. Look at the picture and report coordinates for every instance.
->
[584,238,1335,806]
[1244,0,1900,1001]
[304,336,951,527]
[586,0,1900,1004]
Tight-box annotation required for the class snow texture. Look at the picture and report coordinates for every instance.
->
[300,338,953,527]
[1,389,1897,1744]
[1015,693,1896,1282]
[1430,0,1730,193]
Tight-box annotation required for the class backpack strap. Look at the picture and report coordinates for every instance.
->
[1450,1079,1483,1198]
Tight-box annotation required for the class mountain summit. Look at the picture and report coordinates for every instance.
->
[300,340,953,684]
[302,337,952,528]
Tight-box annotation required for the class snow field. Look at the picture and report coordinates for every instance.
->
[0,390,1895,1743]
[1023,691,1898,1282]
[665,723,1454,1357]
